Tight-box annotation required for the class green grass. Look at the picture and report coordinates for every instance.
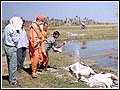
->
[48,24,118,30]
[2,50,118,88]
[2,51,91,88]
[47,24,118,42]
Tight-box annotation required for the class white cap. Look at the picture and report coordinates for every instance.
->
[9,16,23,29]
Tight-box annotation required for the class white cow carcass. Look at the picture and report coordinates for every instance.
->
[86,73,118,88]
[62,62,118,88]
[66,62,96,81]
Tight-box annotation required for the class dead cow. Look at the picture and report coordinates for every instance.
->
[86,72,118,88]
[65,62,96,81]
[63,62,118,88]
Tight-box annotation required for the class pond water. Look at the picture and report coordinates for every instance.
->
[62,40,118,69]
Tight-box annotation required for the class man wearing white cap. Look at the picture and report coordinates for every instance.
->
[2,16,23,85]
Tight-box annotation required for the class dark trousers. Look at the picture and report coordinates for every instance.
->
[17,47,27,70]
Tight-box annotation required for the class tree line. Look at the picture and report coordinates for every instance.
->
[2,16,115,29]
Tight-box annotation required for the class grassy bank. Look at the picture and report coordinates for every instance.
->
[2,50,118,88]
[2,51,89,88]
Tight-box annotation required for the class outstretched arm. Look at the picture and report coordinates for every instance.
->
[55,41,67,48]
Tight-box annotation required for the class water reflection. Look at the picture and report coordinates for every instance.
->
[62,40,118,69]
[81,41,87,49]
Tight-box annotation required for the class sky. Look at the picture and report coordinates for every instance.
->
[1,1,119,23]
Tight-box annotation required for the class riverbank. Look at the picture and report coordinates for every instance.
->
[2,49,118,88]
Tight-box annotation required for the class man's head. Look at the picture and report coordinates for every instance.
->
[36,14,46,22]
[53,31,60,39]
[9,16,23,30]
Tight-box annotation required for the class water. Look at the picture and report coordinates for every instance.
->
[62,40,118,69]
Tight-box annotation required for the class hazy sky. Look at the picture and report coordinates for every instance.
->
[1,1,118,23]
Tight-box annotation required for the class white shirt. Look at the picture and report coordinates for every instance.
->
[17,28,29,48]
[2,24,20,46]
